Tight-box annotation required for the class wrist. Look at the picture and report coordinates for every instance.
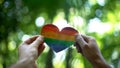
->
[11,58,36,68]
[19,57,36,68]
[90,58,111,68]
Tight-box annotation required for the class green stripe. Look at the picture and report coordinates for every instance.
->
[44,37,74,47]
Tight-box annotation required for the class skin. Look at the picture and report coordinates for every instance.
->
[11,34,111,68]
[10,35,45,68]
[74,34,111,68]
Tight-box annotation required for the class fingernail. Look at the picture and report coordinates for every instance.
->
[37,36,43,42]
[76,34,82,40]
[40,35,44,39]
[75,34,80,39]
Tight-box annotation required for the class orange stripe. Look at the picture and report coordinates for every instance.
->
[41,32,75,41]
[41,24,59,32]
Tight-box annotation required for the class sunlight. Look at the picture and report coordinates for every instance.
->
[88,0,97,6]
[35,17,45,27]
[73,16,84,27]
[22,34,30,41]
[43,43,50,53]
[88,18,112,34]
[53,11,72,30]
[97,0,105,6]
[53,50,66,68]
[107,12,116,23]
[8,41,16,51]
[112,50,119,60]
[53,50,66,61]
[72,59,84,68]
[53,19,71,30]
[0,63,3,68]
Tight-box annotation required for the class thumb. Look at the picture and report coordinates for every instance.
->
[31,36,44,48]
[75,34,88,49]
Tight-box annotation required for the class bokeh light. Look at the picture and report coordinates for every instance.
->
[35,17,45,27]
[22,34,30,41]
[88,18,111,34]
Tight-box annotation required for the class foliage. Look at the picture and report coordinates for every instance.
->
[0,0,120,68]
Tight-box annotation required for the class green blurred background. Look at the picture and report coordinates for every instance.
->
[0,0,120,68]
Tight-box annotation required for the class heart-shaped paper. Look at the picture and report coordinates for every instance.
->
[41,24,78,52]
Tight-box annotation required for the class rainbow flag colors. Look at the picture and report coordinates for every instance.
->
[41,24,78,52]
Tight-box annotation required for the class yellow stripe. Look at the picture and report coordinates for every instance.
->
[41,32,75,41]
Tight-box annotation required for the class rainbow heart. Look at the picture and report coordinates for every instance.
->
[41,24,78,52]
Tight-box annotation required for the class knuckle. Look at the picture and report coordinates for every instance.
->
[90,37,96,41]
[82,44,89,49]
[76,36,82,41]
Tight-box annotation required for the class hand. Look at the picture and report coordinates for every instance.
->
[74,34,111,68]
[11,35,45,68]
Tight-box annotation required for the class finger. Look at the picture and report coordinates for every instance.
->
[74,42,83,54]
[38,44,45,56]
[24,35,39,44]
[81,34,91,43]
[31,36,44,48]
[81,34,95,43]
[75,34,88,49]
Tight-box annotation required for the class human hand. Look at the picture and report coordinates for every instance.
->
[11,35,45,68]
[74,34,111,68]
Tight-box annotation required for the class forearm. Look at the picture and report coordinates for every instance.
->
[89,57,111,68]
[10,58,37,68]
